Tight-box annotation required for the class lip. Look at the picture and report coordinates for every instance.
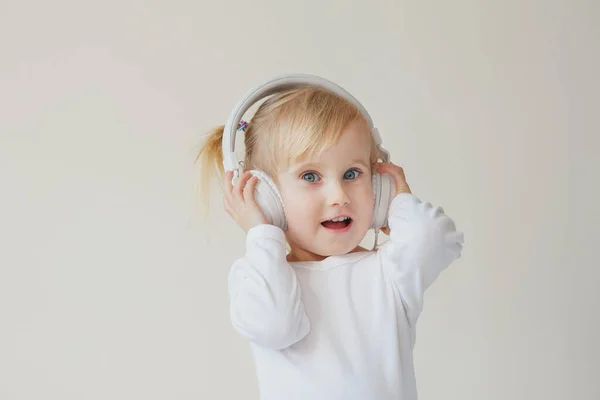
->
[321,215,353,233]
[321,219,353,233]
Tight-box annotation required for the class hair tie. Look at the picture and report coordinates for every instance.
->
[238,120,248,132]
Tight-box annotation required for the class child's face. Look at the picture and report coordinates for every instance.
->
[277,120,374,260]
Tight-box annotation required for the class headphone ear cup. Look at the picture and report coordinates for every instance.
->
[248,170,287,231]
[370,172,396,230]
[370,173,381,230]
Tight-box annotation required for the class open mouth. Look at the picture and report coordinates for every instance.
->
[321,216,353,230]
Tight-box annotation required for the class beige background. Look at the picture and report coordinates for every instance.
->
[1,0,598,399]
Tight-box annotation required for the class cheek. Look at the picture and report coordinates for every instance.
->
[350,182,375,225]
[280,189,318,225]
[351,180,375,206]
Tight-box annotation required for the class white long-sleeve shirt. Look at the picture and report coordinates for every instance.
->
[227,193,464,400]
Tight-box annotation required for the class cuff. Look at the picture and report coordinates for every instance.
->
[246,224,287,248]
[388,192,421,215]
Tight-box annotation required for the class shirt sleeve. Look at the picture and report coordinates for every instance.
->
[227,224,311,350]
[379,193,464,329]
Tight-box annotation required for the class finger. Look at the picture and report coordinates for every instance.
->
[377,162,401,174]
[223,195,232,212]
[223,195,231,210]
[376,162,395,175]
[394,167,406,182]
[243,175,259,203]
[377,163,411,195]
[378,163,406,182]
[234,171,252,199]
[375,162,386,173]
[223,170,234,196]
[223,200,233,217]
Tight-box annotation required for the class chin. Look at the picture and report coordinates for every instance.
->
[287,220,370,258]
[315,235,366,257]
[328,239,360,254]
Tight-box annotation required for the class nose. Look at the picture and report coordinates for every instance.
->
[326,180,350,206]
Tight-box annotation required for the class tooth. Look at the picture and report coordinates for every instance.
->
[329,216,349,222]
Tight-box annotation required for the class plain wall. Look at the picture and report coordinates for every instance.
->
[1,0,598,399]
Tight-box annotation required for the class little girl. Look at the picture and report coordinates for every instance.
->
[196,74,464,400]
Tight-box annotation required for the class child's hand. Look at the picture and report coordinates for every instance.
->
[375,163,412,235]
[223,170,268,233]
[376,162,411,196]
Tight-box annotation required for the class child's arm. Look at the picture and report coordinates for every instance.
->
[228,224,310,350]
[222,170,311,350]
[376,164,464,330]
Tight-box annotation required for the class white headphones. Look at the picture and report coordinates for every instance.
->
[222,73,396,232]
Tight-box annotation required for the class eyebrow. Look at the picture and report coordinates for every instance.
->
[290,158,370,173]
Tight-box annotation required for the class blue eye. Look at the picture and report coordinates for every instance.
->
[344,169,361,180]
[301,172,320,182]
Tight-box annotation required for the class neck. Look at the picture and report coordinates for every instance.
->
[286,244,368,263]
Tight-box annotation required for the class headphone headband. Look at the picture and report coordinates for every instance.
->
[222,73,389,176]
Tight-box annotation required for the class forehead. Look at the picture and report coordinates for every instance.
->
[291,120,372,168]
[323,120,371,157]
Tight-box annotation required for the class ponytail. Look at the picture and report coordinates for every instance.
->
[194,125,226,213]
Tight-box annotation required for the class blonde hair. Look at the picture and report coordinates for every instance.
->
[195,86,384,210]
